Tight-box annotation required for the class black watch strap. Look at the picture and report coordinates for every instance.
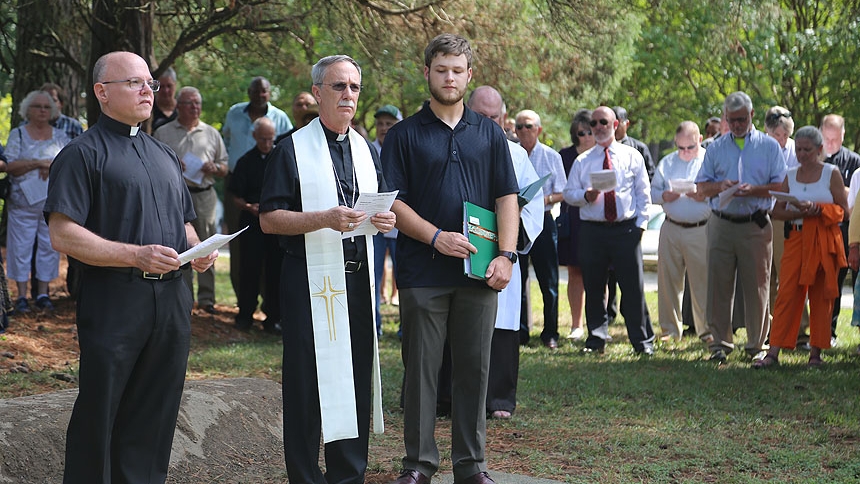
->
[499,250,518,263]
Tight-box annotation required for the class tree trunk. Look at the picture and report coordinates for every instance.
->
[87,0,154,126]
[12,0,87,126]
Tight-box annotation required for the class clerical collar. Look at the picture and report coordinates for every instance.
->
[100,114,141,137]
[321,122,350,143]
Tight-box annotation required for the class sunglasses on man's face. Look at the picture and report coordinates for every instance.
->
[589,119,611,127]
[577,130,592,137]
[516,123,535,130]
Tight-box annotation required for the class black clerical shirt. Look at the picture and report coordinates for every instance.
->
[259,122,386,260]
[44,114,196,253]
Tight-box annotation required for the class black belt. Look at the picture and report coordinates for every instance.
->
[667,217,708,228]
[713,210,759,223]
[344,260,364,273]
[187,185,213,193]
[101,266,185,281]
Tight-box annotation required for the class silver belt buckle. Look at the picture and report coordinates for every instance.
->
[142,271,164,280]
[344,261,362,273]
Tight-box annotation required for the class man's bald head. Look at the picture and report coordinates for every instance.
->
[467,86,505,127]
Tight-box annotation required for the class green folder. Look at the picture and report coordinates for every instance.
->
[463,201,498,280]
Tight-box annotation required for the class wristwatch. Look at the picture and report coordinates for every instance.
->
[499,250,518,264]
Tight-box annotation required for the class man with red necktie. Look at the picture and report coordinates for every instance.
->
[563,105,654,355]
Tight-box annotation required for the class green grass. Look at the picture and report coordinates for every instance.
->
[6,273,860,483]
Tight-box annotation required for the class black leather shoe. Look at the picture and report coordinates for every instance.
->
[235,318,253,332]
[543,338,558,350]
[392,469,430,484]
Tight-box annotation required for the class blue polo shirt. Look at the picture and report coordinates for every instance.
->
[382,101,518,289]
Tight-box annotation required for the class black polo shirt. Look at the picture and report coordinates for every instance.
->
[259,123,387,259]
[382,101,518,289]
[229,146,270,204]
[44,115,196,255]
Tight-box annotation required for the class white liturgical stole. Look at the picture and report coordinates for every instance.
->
[292,118,384,443]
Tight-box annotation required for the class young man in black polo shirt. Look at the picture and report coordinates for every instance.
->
[384,34,519,484]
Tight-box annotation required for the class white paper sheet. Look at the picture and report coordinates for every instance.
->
[590,170,617,192]
[17,174,48,205]
[669,179,695,194]
[769,191,803,204]
[178,226,247,265]
[718,183,741,209]
[341,190,399,239]
[182,152,205,186]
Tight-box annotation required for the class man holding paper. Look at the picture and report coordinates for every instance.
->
[650,121,711,343]
[563,105,654,356]
[259,55,394,484]
[695,91,785,364]
[44,51,217,483]
[154,86,228,314]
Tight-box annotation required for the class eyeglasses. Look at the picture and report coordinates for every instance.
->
[577,130,593,137]
[178,100,202,106]
[766,111,792,123]
[516,123,535,130]
[101,78,161,92]
[29,104,52,110]
[317,82,362,93]
[676,144,698,152]
[590,119,611,127]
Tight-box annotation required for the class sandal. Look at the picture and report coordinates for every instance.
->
[752,354,779,369]
[807,355,824,368]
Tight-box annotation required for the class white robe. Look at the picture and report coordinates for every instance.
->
[495,140,545,330]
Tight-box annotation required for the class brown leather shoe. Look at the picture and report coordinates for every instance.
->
[392,469,430,484]
[455,471,495,484]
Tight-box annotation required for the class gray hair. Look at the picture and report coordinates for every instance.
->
[515,109,542,127]
[794,125,823,147]
[159,66,177,81]
[252,116,275,133]
[676,120,701,137]
[19,90,59,120]
[92,52,112,83]
[764,105,793,134]
[176,86,201,102]
[724,91,753,113]
[311,55,362,86]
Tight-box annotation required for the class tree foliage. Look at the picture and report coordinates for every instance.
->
[618,0,860,150]
[6,0,860,149]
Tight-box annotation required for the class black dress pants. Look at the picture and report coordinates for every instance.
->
[578,220,654,351]
[63,269,192,484]
[236,213,282,324]
[280,252,374,484]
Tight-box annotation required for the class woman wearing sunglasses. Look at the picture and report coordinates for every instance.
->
[558,109,594,341]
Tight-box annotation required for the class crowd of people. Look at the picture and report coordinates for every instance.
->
[3,30,860,484]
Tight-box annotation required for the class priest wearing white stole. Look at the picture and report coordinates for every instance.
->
[259,55,394,484]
